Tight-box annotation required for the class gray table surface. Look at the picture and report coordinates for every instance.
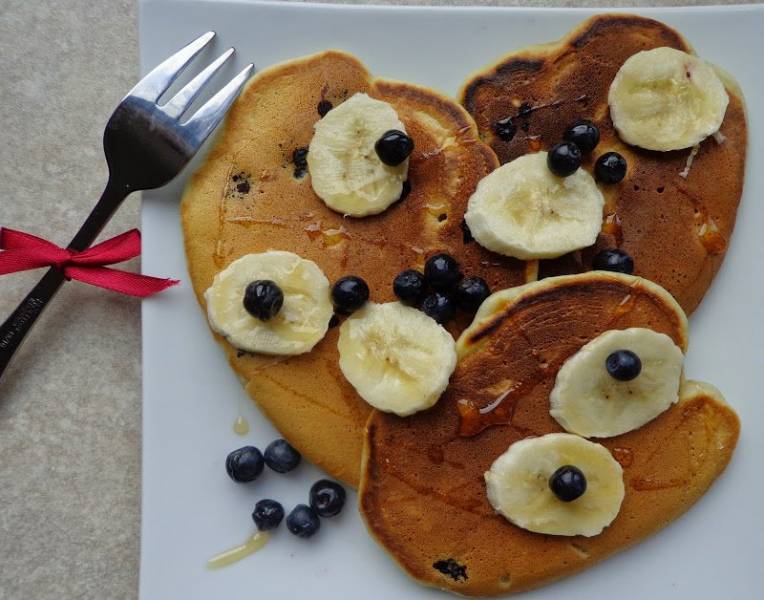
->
[0,1,756,598]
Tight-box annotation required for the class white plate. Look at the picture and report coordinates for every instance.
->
[139,2,763,598]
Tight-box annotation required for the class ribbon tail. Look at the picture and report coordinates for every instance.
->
[65,266,180,298]
[0,249,60,275]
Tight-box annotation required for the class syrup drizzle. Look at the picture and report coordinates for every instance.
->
[207,532,269,569]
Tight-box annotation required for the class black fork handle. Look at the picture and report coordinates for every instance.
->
[0,179,130,381]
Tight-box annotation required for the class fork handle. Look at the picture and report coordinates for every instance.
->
[0,179,129,381]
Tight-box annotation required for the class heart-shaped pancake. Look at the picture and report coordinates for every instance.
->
[359,272,739,596]
[181,51,527,485]
[460,14,747,314]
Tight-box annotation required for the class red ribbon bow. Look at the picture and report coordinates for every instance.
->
[0,228,179,298]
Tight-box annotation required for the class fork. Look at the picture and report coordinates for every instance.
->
[0,32,253,381]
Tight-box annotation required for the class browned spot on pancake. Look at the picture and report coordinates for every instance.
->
[569,14,685,49]
[461,14,747,315]
[359,273,739,596]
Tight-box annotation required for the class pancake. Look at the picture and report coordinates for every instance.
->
[359,272,739,596]
[460,14,747,314]
[181,51,527,486]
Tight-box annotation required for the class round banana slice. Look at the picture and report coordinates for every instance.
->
[609,47,729,151]
[205,251,333,355]
[464,152,604,260]
[337,302,457,416]
[308,93,409,217]
[550,328,684,438]
[485,433,624,537]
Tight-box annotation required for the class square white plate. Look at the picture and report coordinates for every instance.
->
[139,2,763,599]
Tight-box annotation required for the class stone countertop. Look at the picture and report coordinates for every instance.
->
[0,1,754,598]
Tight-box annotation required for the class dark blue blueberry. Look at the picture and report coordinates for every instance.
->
[286,504,321,538]
[252,499,284,531]
[225,446,264,483]
[293,147,309,178]
[375,129,414,166]
[398,179,412,202]
[492,116,517,142]
[243,280,284,321]
[460,218,474,244]
[317,99,333,117]
[455,276,490,312]
[606,350,642,381]
[592,249,634,274]
[331,276,370,314]
[393,269,426,306]
[547,141,582,177]
[595,151,628,183]
[564,120,600,154]
[424,253,461,291]
[420,292,456,324]
[309,479,346,518]
[292,147,309,168]
[549,465,587,502]
[264,439,301,473]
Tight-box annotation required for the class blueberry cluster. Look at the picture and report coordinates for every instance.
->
[544,120,636,275]
[545,119,628,185]
[394,253,490,324]
[225,440,346,539]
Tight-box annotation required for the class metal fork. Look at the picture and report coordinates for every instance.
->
[0,32,253,381]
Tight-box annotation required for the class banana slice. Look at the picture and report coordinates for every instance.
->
[308,93,409,217]
[485,433,624,537]
[337,302,456,416]
[205,251,333,355]
[609,47,729,151]
[550,328,684,438]
[464,152,604,260]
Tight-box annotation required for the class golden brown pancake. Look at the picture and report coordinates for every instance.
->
[181,51,527,486]
[460,14,747,314]
[359,272,739,596]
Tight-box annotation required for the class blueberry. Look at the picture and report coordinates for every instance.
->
[393,269,426,305]
[592,249,634,274]
[549,465,587,502]
[292,147,309,169]
[460,218,474,244]
[243,280,284,321]
[455,276,490,312]
[595,151,627,183]
[375,129,414,166]
[252,499,284,531]
[563,120,600,154]
[606,350,642,381]
[309,479,346,518]
[264,439,302,473]
[286,504,321,538]
[331,276,370,314]
[547,141,582,177]
[420,292,456,324]
[225,446,264,483]
[492,116,517,142]
[293,147,309,178]
[317,99,333,117]
[424,253,461,291]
